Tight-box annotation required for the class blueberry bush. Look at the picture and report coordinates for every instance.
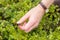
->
[0,0,60,40]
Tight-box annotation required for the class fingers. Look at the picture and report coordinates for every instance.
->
[20,20,37,31]
[18,22,27,30]
[25,22,39,33]
[17,13,30,24]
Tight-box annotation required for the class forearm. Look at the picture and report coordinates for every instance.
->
[41,0,55,8]
[35,0,55,18]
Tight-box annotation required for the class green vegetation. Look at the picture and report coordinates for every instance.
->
[0,0,60,40]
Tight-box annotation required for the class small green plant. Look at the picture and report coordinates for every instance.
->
[0,0,60,40]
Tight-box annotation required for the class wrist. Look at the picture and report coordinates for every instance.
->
[36,4,45,15]
[37,4,45,12]
[41,0,54,8]
[36,4,45,18]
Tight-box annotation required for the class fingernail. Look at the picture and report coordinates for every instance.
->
[17,22,20,24]
[17,21,21,25]
[17,23,21,26]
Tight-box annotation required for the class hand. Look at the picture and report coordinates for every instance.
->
[17,4,45,33]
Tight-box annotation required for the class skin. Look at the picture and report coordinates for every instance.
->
[17,0,54,33]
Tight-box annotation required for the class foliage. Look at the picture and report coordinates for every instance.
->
[0,0,60,40]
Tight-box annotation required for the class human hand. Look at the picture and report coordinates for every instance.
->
[17,4,45,33]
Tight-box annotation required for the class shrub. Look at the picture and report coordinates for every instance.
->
[0,0,60,40]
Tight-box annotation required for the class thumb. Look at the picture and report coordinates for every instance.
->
[17,13,30,24]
